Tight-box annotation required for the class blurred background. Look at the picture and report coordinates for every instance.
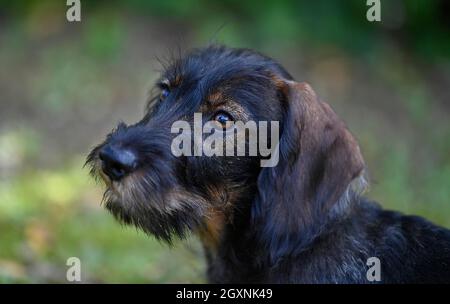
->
[0,0,449,283]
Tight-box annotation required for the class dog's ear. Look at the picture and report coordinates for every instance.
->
[252,79,365,261]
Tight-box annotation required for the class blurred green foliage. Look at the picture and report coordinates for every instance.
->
[0,0,449,283]
[3,0,449,59]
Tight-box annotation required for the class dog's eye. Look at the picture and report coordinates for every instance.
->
[214,112,233,128]
[158,81,171,101]
[160,88,170,101]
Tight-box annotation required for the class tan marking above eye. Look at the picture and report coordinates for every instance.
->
[173,75,183,86]
[202,90,251,122]
[222,102,250,121]
[208,91,224,103]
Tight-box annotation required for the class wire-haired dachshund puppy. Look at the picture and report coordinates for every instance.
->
[87,45,450,283]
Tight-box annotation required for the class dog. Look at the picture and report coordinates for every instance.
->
[87,45,450,283]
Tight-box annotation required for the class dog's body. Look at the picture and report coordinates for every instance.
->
[87,45,450,283]
[206,198,450,283]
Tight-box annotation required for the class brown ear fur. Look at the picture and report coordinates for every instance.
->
[252,80,365,261]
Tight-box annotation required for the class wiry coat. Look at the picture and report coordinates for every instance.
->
[88,46,450,283]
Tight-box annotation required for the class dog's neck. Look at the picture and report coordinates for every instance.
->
[197,183,282,282]
[198,178,366,283]
[201,207,265,283]
[197,209,226,252]
[197,179,259,252]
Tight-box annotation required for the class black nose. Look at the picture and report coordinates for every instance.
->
[99,145,137,181]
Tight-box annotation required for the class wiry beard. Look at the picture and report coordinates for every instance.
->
[85,147,208,243]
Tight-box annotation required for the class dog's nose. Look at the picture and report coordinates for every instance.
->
[99,145,137,181]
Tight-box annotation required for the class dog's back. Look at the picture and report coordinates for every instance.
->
[362,200,450,283]
[272,199,450,283]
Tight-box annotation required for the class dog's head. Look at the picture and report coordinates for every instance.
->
[86,46,366,251]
